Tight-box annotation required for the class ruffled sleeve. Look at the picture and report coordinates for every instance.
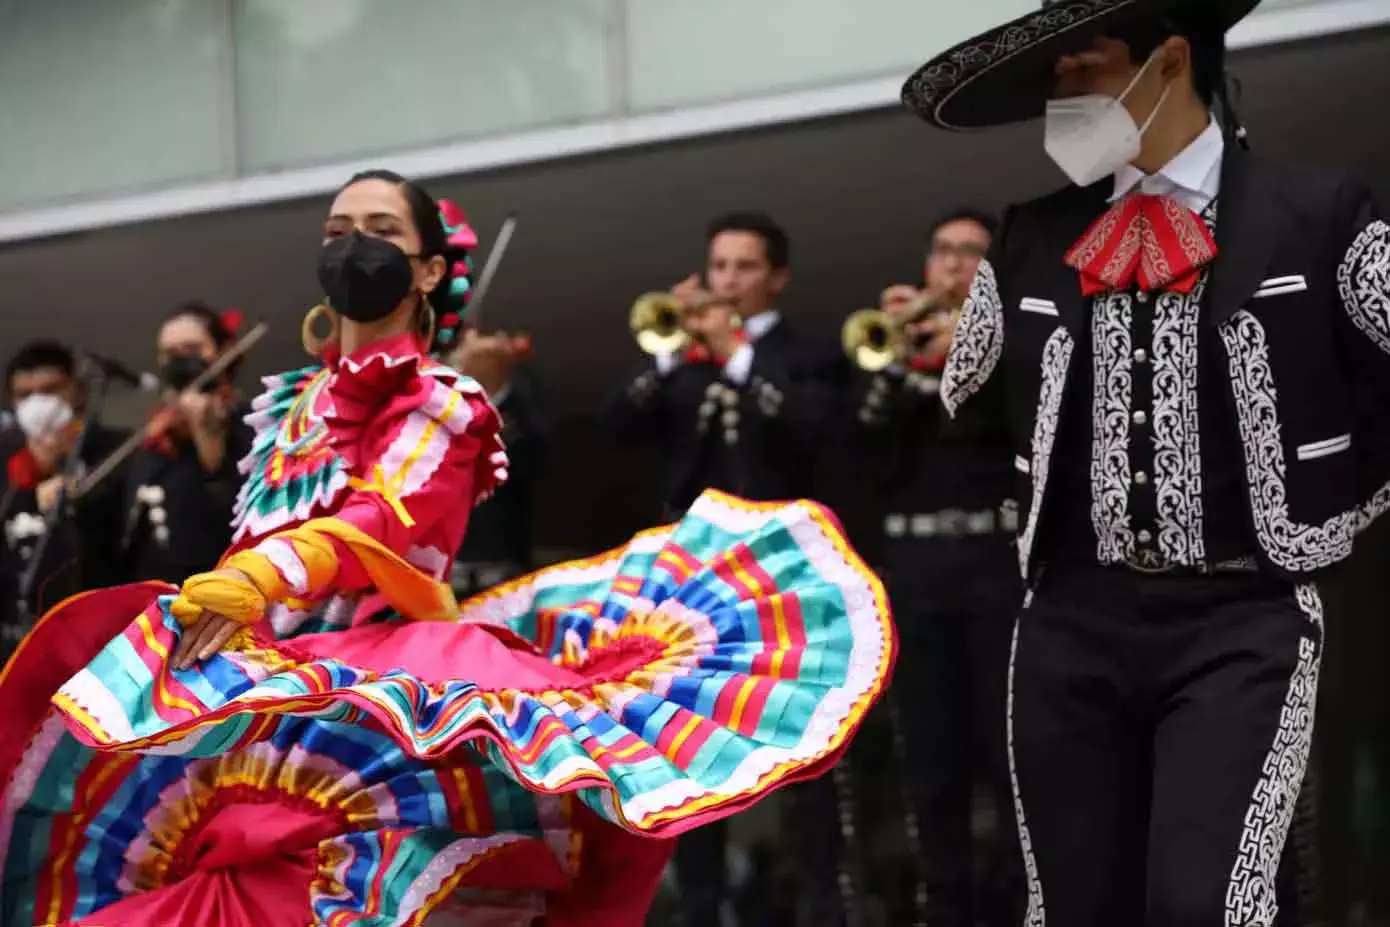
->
[241,350,507,599]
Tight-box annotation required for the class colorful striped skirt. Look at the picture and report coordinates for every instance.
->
[0,492,894,926]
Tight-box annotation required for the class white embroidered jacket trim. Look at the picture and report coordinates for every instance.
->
[942,260,1005,418]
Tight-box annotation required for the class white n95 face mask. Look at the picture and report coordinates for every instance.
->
[14,393,74,440]
[1044,50,1171,188]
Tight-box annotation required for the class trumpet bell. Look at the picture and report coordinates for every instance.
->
[630,292,691,356]
[842,308,897,372]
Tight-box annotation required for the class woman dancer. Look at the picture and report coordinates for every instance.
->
[0,170,894,926]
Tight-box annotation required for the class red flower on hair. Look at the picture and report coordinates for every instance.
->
[221,309,244,333]
[448,226,478,250]
[438,198,468,228]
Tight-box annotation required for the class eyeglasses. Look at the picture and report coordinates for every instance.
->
[929,241,988,260]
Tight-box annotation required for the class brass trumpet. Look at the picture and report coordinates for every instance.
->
[630,291,691,356]
[841,297,941,372]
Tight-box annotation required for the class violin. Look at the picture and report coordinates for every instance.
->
[142,380,239,457]
[75,322,270,499]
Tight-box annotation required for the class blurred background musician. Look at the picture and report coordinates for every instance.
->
[0,340,128,660]
[848,208,1022,927]
[446,325,549,597]
[117,302,254,585]
[605,211,839,518]
[603,211,847,927]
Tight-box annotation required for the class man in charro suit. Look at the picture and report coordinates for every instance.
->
[604,211,846,926]
[901,0,1390,923]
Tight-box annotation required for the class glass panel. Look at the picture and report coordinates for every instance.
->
[0,0,228,212]
[624,0,1034,112]
[234,0,613,173]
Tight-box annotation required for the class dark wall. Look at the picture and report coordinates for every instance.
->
[1,28,1387,552]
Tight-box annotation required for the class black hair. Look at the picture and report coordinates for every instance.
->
[6,340,75,393]
[1106,9,1227,104]
[706,211,791,269]
[927,207,999,246]
[339,169,475,354]
[161,299,241,380]
[1105,10,1246,147]
[162,300,233,351]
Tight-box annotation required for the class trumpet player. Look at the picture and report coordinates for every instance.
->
[852,207,1024,927]
[603,211,846,927]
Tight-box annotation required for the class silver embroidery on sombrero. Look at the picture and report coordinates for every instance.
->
[902,0,1133,125]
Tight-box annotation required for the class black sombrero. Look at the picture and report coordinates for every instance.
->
[902,0,1259,131]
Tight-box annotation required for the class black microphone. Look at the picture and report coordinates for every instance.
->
[80,352,160,393]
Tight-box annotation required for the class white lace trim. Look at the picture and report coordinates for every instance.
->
[1018,330,1074,578]
[942,260,1005,418]
[1338,219,1390,355]
[1220,311,1390,572]
[1090,293,1135,562]
[1223,585,1322,927]
[1152,285,1207,565]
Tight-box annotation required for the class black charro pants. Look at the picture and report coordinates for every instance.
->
[887,534,1024,927]
[1009,565,1323,926]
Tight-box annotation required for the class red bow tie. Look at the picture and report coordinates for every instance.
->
[1065,193,1218,297]
[683,330,749,366]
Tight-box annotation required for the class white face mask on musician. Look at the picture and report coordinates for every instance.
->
[14,393,73,440]
[1043,50,1171,188]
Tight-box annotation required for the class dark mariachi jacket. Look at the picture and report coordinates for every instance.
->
[0,423,129,654]
[942,146,1390,583]
[604,320,840,515]
[454,369,549,573]
[118,409,255,585]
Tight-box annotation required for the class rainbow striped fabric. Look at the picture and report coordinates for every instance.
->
[232,364,346,545]
[0,491,894,926]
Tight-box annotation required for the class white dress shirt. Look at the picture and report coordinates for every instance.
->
[1111,117,1224,215]
[656,310,781,385]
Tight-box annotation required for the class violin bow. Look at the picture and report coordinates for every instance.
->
[74,321,270,498]
[462,214,518,334]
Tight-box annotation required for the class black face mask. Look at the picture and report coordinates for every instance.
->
[316,232,417,323]
[162,354,215,393]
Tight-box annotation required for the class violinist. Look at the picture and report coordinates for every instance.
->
[0,340,128,659]
[117,302,254,585]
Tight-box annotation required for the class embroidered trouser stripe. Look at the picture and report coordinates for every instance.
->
[1223,584,1323,927]
[1007,595,1046,927]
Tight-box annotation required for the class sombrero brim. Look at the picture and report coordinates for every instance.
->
[901,0,1259,131]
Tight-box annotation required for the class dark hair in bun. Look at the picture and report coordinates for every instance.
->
[161,299,245,379]
[341,169,477,354]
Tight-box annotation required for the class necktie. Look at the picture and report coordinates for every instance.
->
[1065,193,1218,297]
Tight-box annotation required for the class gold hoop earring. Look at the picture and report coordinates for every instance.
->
[301,303,339,356]
[417,301,436,348]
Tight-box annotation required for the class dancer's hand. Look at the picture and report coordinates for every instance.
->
[172,612,241,670]
[171,568,254,670]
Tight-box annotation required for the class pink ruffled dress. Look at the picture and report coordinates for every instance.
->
[0,332,896,926]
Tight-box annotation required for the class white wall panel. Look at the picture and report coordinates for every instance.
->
[233,0,613,172]
[0,0,228,210]
[624,0,1035,111]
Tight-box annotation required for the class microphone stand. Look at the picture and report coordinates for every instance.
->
[14,368,110,632]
